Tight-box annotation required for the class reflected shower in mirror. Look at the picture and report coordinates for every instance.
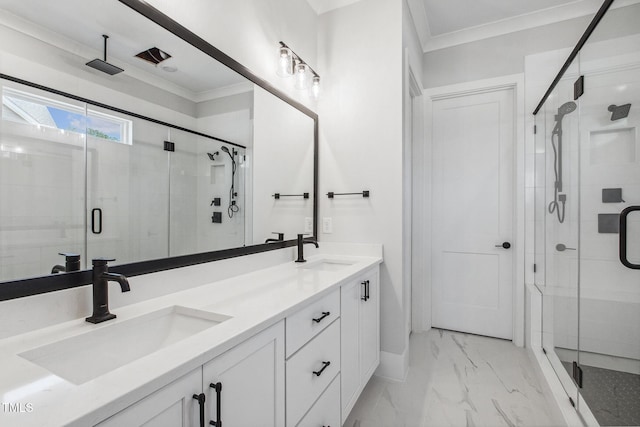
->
[0,0,315,285]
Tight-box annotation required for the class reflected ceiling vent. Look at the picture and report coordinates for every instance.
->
[135,47,172,65]
[608,103,631,121]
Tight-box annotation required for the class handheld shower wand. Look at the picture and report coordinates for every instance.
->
[221,146,239,218]
[548,101,576,223]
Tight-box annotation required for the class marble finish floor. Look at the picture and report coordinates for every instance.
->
[345,329,565,427]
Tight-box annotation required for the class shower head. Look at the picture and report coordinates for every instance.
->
[557,101,577,117]
[86,35,123,75]
[608,104,631,121]
[220,145,236,161]
[207,151,219,161]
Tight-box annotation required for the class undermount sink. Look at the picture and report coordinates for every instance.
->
[19,305,231,385]
[301,259,356,272]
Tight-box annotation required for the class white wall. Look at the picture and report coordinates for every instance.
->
[318,0,406,373]
[402,0,426,358]
[253,86,315,243]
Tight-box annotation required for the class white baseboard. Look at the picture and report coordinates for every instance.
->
[374,348,409,381]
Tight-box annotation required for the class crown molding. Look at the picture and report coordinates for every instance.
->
[415,0,640,52]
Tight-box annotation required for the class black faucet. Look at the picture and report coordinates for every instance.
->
[295,234,319,263]
[265,232,285,243]
[86,258,130,324]
[51,252,81,274]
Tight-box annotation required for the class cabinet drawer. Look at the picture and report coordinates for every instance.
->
[286,289,340,358]
[296,373,341,427]
[286,319,340,427]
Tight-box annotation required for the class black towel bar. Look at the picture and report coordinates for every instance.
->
[327,190,369,198]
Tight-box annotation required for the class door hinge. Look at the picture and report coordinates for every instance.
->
[534,125,537,134]
[164,141,175,152]
[574,75,584,100]
[572,361,583,388]
[533,263,537,273]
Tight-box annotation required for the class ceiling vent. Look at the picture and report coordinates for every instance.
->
[135,47,172,65]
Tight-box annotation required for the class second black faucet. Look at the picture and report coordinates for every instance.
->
[295,234,319,263]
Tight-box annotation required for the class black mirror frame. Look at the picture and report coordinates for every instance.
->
[0,0,318,301]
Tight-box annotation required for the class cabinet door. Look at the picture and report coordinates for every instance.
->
[359,270,380,382]
[296,374,341,427]
[203,321,285,427]
[340,279,360,420]
[96,367,201,427]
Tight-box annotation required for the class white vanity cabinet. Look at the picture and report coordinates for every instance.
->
[340,267,380,421]
[95,367,201,427]
[93,261,381,427]
[96,321,284,427]
[285,289,341,427]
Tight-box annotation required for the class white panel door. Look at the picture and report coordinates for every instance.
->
[431,87,514,339]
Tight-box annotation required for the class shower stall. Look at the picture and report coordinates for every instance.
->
[532,0,640,425]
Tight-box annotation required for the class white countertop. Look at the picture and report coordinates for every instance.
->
[0,252,382,426]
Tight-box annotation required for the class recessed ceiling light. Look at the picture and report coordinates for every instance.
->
[162,66,178,73]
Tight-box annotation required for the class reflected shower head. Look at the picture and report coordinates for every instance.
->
[557,101,577,117]
[86,35,123,75]
[220,146,230,154]
[608,104,631,121]
[207,151,219,161]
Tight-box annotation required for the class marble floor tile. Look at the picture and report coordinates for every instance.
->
[345,329,565,427]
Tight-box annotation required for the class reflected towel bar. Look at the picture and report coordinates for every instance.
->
[273,193,309,199]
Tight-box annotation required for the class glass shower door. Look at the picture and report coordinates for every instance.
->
[540,60,582,407]
[575,25,640,427]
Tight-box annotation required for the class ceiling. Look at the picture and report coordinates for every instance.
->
[0,0,249,100]
[408,0,640,52]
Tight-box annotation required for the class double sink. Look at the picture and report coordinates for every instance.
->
[18,258,357,385]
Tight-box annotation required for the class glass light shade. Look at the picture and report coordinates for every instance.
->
[277,47,293,77]
[311,75,320,99]
[294,63,310,90]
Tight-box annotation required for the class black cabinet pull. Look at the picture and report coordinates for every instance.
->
[192,393,206,427]
[312,311,330,323]
[91,208,102,234]
[209,382,222,427]
[313,361,331,377]
[361,280,370,301]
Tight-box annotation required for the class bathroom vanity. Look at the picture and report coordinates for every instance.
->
[0,251,381,426]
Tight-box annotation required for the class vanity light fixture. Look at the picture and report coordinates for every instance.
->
[278,41,320,98]
[277,46,294,77]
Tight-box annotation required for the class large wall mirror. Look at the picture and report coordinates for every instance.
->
[0,0,317,298]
